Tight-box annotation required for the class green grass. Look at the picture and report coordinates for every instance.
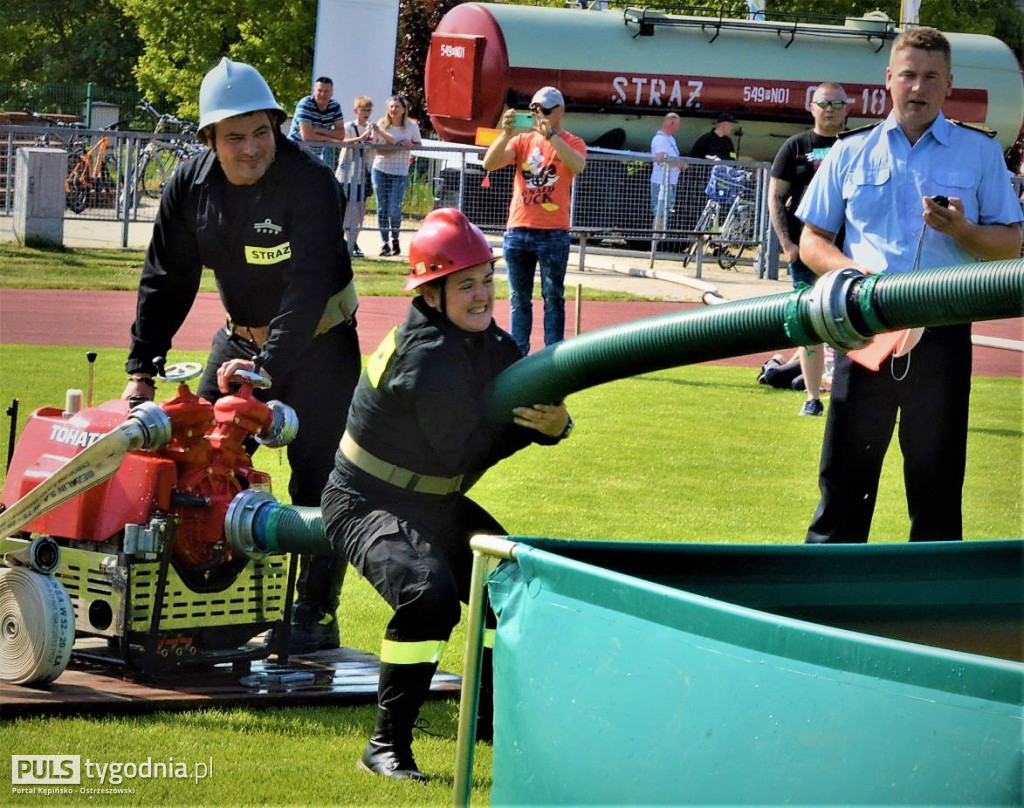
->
[1,262,1021,805]
[0,242,646,301]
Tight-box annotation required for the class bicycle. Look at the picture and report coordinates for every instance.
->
[65,121,126,214]
[30,113,87,170]
[682,164,754,270]
[130,102,201,200]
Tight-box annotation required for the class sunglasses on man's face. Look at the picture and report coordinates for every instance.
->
[813,100,848,109]
[530,104,555,115]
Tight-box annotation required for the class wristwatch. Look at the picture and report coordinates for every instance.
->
[558,416,574,440]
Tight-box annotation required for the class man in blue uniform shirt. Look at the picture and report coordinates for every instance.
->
[795,26,1022,544]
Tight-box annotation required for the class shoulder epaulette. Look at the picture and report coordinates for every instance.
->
[837,122,881,140]
[948,119,997,138]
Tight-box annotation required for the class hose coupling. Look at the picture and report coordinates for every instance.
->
[805,268,873,350]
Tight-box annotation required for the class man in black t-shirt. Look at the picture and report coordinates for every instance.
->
[769,83,849,416]
[690,112,738,160]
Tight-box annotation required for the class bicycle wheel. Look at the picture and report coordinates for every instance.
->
[65,164,89,213]
[140,148,178,198]
[717,204,751,269]
[682,203,716,268]
[96,154,120,208]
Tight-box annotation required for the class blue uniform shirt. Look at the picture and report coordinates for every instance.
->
[797,111,1022,273]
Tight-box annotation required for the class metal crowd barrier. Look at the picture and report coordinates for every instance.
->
[0,123,816,271]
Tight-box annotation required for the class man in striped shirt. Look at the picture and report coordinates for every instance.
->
[287,76,345,164]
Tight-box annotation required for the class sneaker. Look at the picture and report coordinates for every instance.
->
[391,238,401,257]
[351,245,364,258]
[288,612,340,654]
[379,243,391,257]
[800,398,824,417]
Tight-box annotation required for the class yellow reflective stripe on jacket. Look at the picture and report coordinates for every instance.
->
[483,628,495,649]
[244,242,291,264]
[380,638,447,665]
[366,326,398,388]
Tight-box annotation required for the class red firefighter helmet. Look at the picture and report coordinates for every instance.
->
[405,208,494,291]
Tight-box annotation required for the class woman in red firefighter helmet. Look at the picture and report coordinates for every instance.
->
[322,208,573,782]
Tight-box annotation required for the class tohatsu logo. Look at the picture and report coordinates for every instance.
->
[12,755,81,784]
[49,425,105,449]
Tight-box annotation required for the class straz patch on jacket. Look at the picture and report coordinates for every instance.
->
[245,242,291,265]
[366,327,398,388]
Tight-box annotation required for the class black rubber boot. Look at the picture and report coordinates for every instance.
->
[357,661,437,782]
[291,556,346,653]
[358,708,427,782]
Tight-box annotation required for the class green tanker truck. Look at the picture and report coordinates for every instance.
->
[425,3,1024,161]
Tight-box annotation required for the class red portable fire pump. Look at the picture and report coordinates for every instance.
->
[0,360,299,685]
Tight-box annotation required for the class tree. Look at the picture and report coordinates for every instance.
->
[394,0,464,128]
[765,0,1022,62]
[0,0,142,112]
[112,0,317,120]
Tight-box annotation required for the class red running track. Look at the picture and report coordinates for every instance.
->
[1,289,1020,377]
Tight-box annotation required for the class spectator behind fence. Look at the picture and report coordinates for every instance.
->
[121,58,362,652]
[690,112,738,161]
[650,112,685,228]
[371,95,421,258]
[797,26,1023,544]
[769,82,850,417]
[287,76,345,164]
[336,95,376,258]
[482,86,587,355]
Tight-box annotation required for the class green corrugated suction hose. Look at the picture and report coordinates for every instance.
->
[225,260,1023,555]
[226,490,331,557]
[486,260,1024,420]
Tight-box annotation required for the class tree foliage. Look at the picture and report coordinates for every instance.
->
[0,0,142,111]
[394,0,465,126]
[111,0,317,120]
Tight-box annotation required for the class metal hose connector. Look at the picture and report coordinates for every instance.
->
[225,489,332,558]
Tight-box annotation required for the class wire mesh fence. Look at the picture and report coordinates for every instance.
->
[5,121,1021,261]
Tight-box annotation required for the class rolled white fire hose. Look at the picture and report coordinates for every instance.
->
[0,568,74,684]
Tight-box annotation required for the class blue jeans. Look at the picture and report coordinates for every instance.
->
[372,169,407,242]
[788,258,817,288]
[650,181,677,222]
[503,227,571,355]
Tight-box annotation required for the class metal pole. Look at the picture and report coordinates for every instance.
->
[85,352,97,408]
[120,136,135,248]
[6,399,19,472]
[85,83,94,130]
[574,283,583,336]
[650,176,669,269]
[452,535,517,808]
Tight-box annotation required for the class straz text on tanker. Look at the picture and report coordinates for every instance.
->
[612,76,704,107]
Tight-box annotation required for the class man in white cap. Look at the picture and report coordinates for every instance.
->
[483,86,586,355]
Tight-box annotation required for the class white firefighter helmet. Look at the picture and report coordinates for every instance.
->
[198,57,286,135]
